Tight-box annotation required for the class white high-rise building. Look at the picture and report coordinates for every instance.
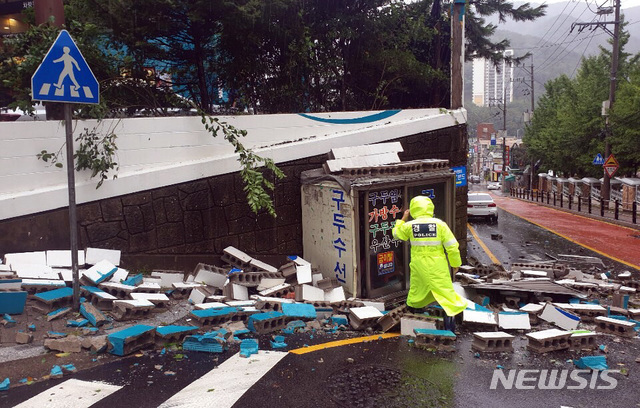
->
[472,50,514,107]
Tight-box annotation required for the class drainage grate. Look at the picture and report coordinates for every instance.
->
[326,364,448,408]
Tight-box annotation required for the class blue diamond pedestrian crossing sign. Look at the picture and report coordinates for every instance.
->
[31,30,99,104]
[592,153,604,166]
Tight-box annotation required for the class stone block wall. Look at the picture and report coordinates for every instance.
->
[0,124,468,270]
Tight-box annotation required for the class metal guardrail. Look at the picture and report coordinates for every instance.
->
[509,188,638,225]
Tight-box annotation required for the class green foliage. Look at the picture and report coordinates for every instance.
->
[199,111,285,217]
[524,25,640,177]
[37,122,119,189]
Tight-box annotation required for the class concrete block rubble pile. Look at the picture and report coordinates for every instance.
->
[0,247,638,369]
[454,255,639,355]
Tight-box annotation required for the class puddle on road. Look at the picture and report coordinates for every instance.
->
[325,355,455,408]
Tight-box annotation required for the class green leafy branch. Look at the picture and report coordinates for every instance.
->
[199,111,285,217]
[37,122,119,189]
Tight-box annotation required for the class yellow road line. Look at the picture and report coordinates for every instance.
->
[497,205,640,271]
[467,223,501,265]
[289,333,400,355]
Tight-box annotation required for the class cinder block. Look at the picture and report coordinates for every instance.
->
[194,302,228,310]
[377,305,406,332]
[324,286,346,303]
[260,283,294,298]
[472,331,515,352]
[20,278,66,295]
[288,256,312,285]
[595,316,637,338]
[111,299,154,320]
[192,263,228,289]
[99,281,136,298]
[413,328,456,351]
[108,325,155,356]
[33,287,73,312]
[121,273,143,287]
[130,293,170,308]
[248,311,287,334]
[85,248,121,266]
[80,303,109,327]
[281,303,317,320]
[316,277,339,290]
[462,309,498,329]
[240,338,259,357]
[222,246,253,268]
[278,262,297,279]
[223,283,249,300]
[257,278,286,291]
[552,303,606,322]
[83,260,118,285]
[81,286,116,310]
[109,267,129,283]
[295,284,325,302]
[190,307,239,326]
[526,329,572,353]
[332,300,366,314]
[172,282,205,298]
[133,282,162,293]
[349,306,383,330]
[155,325,198,346]
[568,331,598,351]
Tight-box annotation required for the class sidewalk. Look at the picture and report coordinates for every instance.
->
[491,193,640,270]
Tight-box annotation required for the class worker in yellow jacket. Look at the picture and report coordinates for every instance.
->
[392,195,467,331]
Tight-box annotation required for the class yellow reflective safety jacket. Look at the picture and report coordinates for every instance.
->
[392,195,466,316]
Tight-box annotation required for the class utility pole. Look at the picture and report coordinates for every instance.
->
[530,55,535,114]
[450,0,466,109]
[571,0,620,202]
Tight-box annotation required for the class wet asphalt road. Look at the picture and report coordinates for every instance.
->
[3,187,639,408]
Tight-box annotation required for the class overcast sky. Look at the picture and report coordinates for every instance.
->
[536,0,640,9]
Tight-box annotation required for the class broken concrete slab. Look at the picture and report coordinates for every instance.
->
[44,335,83,353]
[47,306,72,321]
[81,335,108,353]
[108,325,155,356]
[15,331,34,344]
[471,331,515,352]
[539,303,580,330]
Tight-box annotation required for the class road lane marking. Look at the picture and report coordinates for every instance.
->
[467,223,501,265]
[496,205,640,271]
[13,379,122,408]
[289,333,400,355]
[159,350,287,408]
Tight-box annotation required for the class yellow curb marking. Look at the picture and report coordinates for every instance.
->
[467,223,501,265]
[496,202,640,271]
[289,333,401,355]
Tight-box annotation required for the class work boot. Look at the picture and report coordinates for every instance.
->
[444,316,456,332]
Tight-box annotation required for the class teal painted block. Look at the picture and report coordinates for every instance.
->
[80,303,109,327]
[183,332,226,353]
[281,303,316,320]
[413,328,456,338]
[191,307,239,318]
[156,325,198,337]
[0,291,27,314]
[0,378,9,391]
[122,274,143,287]
[240,338,259,357]
[34,287,73,302]
[248,311,284,332]
[331,316,348,326]
[67,319,89,327]
[108,325,155,356]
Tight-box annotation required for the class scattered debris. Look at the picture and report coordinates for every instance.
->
[574,355,608,371]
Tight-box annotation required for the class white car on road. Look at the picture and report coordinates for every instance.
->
[468,193,498,222]
[487,182,501,190]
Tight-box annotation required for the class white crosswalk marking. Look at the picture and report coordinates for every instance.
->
[159,350,287,408]
[37,83,93,99]
[13,379,122,408]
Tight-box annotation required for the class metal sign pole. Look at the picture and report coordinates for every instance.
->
[64,103,80,310]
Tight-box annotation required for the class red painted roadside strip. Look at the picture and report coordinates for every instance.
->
[492,195,640,269]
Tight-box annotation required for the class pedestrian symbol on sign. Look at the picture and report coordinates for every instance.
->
[31,30,99,104]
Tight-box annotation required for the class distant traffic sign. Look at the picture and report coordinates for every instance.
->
[31,30,99,104]
[603,154,619,178]
[592,153,604,166]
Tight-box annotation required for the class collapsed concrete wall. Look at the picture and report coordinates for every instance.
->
[0,124,467,270]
